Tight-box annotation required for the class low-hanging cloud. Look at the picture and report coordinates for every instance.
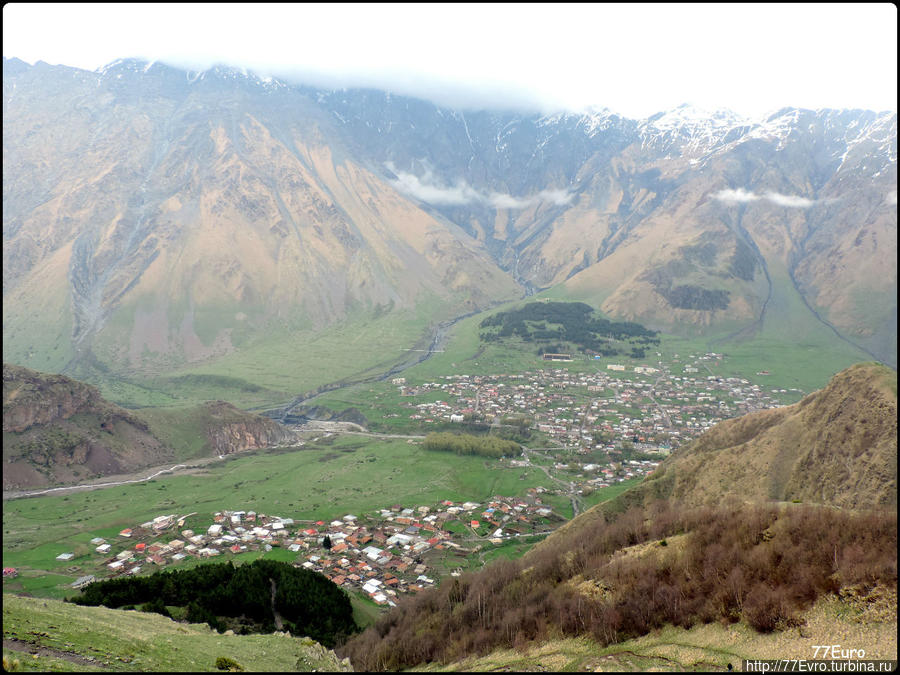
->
[764,192,815,208]
[386,163,574,209]
[713,188,815,208]
[714,188,760,203]
[388,168,482,205]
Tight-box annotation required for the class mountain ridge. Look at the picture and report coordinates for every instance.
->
[537,362,898,554]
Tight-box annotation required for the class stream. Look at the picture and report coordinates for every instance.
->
[261,310,477,424]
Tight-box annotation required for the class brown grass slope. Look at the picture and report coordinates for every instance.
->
[653,361,897,508]
[341,501,897,671]
[541,362,897,551]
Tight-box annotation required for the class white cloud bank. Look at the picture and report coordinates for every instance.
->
[713,188,815,208]
[386,163,574,209]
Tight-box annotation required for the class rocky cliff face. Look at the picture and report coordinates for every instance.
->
[3,363,104,432]
[200,401,297,454]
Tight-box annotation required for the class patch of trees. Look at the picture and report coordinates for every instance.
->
[644,261,731,311]
[71,559,356,648]
[729,239,758,281]
[662,284,730,311]
[422,432,520,459]
[479,301,658,356]
[340,500,897,671]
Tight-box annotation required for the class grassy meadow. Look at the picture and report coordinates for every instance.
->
[72,302,440,410]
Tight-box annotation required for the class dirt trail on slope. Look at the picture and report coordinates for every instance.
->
[3,637,111,668]
[270,578,284,631]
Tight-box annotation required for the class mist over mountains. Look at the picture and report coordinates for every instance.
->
[3,57,896,394]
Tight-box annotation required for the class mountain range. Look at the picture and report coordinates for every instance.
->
[3,57,896,405]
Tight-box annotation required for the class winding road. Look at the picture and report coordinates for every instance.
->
[3,455,232,501]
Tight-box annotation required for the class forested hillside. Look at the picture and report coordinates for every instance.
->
[73,559,356,648]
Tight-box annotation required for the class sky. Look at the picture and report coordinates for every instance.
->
[3,3,897,119]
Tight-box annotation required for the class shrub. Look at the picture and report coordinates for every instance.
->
[3,655,22,671]
[215,656,244,671]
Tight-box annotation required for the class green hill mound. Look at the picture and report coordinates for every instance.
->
[2,594,351,672]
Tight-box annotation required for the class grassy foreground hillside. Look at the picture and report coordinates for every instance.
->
[2,594,351,672]
[417,591,897,671]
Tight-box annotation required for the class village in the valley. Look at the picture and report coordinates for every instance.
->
[390,350,792,456]
[44,351,799,606]
[55,495,569,607]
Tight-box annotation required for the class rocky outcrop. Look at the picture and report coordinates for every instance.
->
[3,363,104,432]
[2,363,174,490]
[200,401,297,455]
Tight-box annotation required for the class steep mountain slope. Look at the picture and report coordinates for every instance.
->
[540,362,897,550]
[2,58,520,399]
[320,96,896,362]
[3,57,895,405]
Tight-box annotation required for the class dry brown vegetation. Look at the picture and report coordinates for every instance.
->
[340,500,897,671]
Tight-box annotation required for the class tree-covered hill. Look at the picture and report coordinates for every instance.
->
[479,301,659,358]
[72,559,356,648]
